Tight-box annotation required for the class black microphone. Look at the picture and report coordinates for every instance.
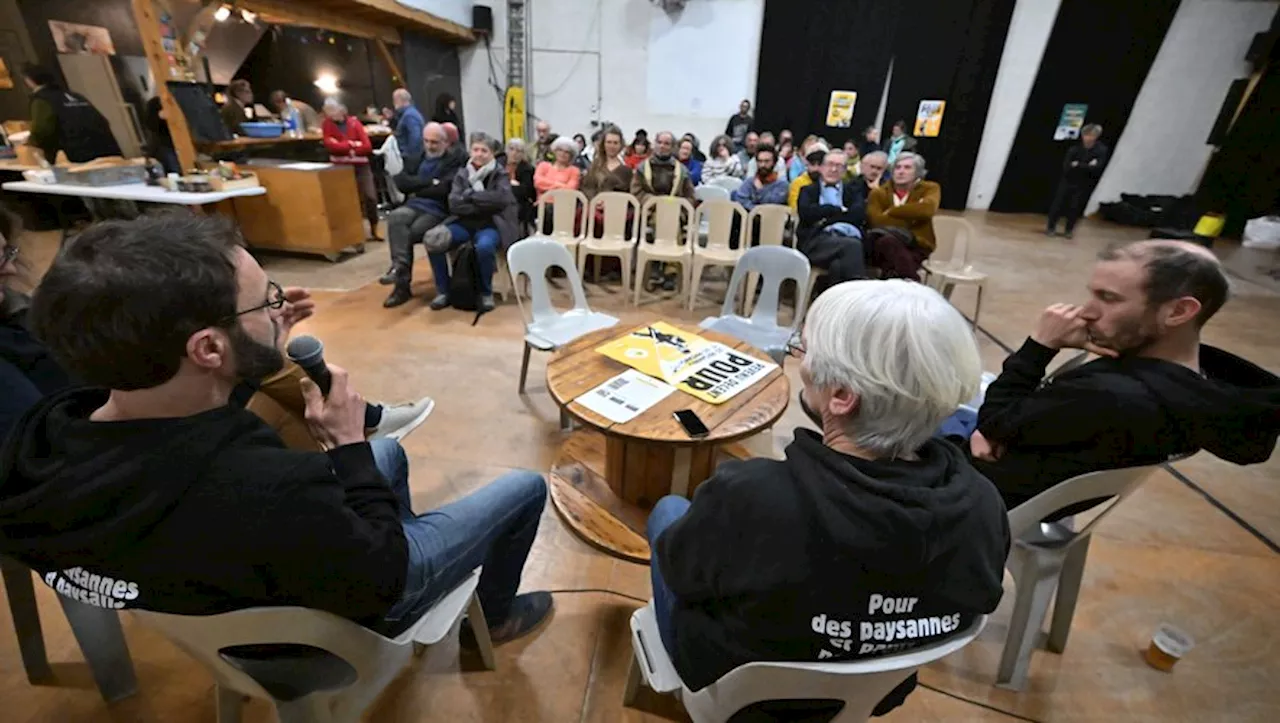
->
[286,335,331,396]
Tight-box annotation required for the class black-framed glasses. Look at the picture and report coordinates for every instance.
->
[785,331,806,359]
[230,280,286,319]
[1,244,17,266]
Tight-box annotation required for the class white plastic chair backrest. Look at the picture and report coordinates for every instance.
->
[535,188,587,241]
[711,176,742,192]
[641,195,694,249]
[506,236,591,325]
[586,191,638,243]
[685,615,987,722]
[749,204,794,247]
[931,216,974,268]
[695,185,731,203]
[696,199,746,251]
[723,245,811,326]
[132,606,390,702]
[1005,464,1163,544]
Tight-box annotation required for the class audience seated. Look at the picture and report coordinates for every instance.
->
[504,138,537,230]
[858,125,881,158]
[735,131,759,172]
[676,138,703,187]
[885,120,918,164]
[533,136,582,200]
[425,133,519,313]
[533,120,556,164]
[582,125,633,199]
[787,141,828,210]
[797,149,867,291]
[786,135,818,182]
[624,134,651,170]
[853,150,889,198]
[701,134,744,182]
[730,145,788,212]
[572,133,591,171]
[842,140,861,181]
[866,152,939,280]
[382,122,464,308]
[648,279,1009,717]
[745,132,776,178]
[630,131,696,207]
[681,133,707,163]
[0,214,551,642]
[386,88,425,169]
[965,240,1280,512]
[321,100,382,242]
[779,129,794,148]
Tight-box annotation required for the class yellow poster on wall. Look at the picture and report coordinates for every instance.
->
[914,100,946,137]
[826,90,857,128]
[503,86,526,143]
[595,322,778,405]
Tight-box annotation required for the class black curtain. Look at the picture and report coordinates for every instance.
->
[754,0,900,143]
[990,0,1183,213]
[882,0,1015,209]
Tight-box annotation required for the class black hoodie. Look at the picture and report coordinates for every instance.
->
[975,339,1280,508]
[0,388,407,626]
[655,430,1009,697]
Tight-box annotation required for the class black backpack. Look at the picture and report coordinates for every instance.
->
[448,241,487,324]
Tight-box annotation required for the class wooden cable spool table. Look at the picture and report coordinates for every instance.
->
[545,320,790,563]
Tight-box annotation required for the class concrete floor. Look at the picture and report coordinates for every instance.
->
[2,211,1279,722]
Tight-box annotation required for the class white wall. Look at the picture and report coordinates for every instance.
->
[966,0,1062,210]
[459,0,765,146]
[1087,0,1277,213]
[395,0,474,27]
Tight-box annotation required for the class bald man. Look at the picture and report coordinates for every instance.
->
[963,239,1280,511]
[388,88,425,164]
[382,121,464,307]
[533,120,555,164]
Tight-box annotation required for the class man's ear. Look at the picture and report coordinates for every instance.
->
[828,386,860,417]
[1164,296,1203,328]
[187,329,228,371]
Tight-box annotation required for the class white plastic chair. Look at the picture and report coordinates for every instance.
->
[2,556,138,702]
[694,185,732,244]
[133,569,492,723]
[625,602,987,722]
[710,176,742,193]
[689,199,747,310]
[508,237,619,394]
[922,216,987,329]
[743,204,796,316]
[534,188,588,257]
[579,191,640,292]
[700,245,810,364]
[997,463,1169,690]
[634,196,696,306]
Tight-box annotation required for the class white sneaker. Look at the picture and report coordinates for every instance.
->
[369,397,435,441]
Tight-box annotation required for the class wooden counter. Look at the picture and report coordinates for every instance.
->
[222,160,366,261]
[197,129,390,154]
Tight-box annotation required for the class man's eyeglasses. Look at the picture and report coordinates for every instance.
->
[785,332,806,359]
[230,280,286,319]
[1,245,18,266]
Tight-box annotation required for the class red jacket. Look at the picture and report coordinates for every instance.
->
[322,117,372,165]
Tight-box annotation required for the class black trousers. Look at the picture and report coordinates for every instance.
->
[1047,181,1091,233]
[797,232,866,293]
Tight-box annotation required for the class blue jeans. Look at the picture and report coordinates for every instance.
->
[368,438,547,635]
[427,223,500,296]
[647,495,691,657]
[937,406,979,439]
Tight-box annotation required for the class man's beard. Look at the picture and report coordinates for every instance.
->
[652,151,672,161]
[1088,314,1159,356]
[229,323,284,381]
[424,147,445,159]
[757,166,775,179]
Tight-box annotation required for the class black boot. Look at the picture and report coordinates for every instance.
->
[383,283,413,308]
[379,264,404,285]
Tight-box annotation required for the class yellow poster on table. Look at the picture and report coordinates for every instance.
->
[914,100,946,137]
[595,322,778,405]
[825,90,857,128]
[503,86,526,143]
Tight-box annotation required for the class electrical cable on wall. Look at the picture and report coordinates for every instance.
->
[529,3,602,100]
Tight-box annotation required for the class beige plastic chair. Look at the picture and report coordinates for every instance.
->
[689,199,747,310]
[626,602,986,722]
[535,188,588,257]
[922,216,987,329]
[133,569,492,723]
[998,463,1173,690]
[634,195,696,306]
[744,204,796,316]
[579,191,640,292]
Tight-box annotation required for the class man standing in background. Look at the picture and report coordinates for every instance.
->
[725,99,754,151]
[387,88,425,172]
[1046,124,1109,239]
[21,64,120,163]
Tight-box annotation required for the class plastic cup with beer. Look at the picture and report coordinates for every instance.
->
[1144,623,1194,672]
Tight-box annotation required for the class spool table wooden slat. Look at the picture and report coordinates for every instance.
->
[545,320,790,563]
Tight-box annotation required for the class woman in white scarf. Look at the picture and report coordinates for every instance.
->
[427,132,518,312]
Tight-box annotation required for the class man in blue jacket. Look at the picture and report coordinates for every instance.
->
[382,122,463,308]
[797,150,867,294]
[389,88,425,172]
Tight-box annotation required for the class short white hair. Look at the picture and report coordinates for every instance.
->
[803,280,981,458]
[895,152,927,180]
[550,136,578,155]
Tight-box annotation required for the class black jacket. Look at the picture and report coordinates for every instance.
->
[0,389,408,626]
[974,339,1280,508]
[30,86,121,163]
[655,430,1009,701]
[796,180,867,244]
[1060,141,1110,185]
[394,149,465,214]
[0,295,73,441]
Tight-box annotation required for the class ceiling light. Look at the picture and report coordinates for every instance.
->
[313,74,339,95]
[240,9,256,23]
[213,5,232,22]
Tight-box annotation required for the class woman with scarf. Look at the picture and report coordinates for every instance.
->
[427,133,519,313]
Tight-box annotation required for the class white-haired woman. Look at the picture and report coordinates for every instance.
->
[321,99,381,241]
[505,137,536,229]
[532,135,581,200]
[701,134,743,182]
[645,279,1010,717]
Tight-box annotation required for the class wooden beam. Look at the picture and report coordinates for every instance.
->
[373,38,404,87]
[132,0,198,172]
[343,0,475,43]
[238,0,401,44]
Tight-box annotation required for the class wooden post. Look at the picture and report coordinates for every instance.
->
[131,0,199,172]
[374,38,404,88]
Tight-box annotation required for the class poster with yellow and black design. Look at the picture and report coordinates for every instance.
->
[595,322,777,405]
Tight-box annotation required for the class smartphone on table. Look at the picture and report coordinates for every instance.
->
[673,409,710,439]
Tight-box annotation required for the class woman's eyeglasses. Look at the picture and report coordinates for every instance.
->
[785,332,806,359]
